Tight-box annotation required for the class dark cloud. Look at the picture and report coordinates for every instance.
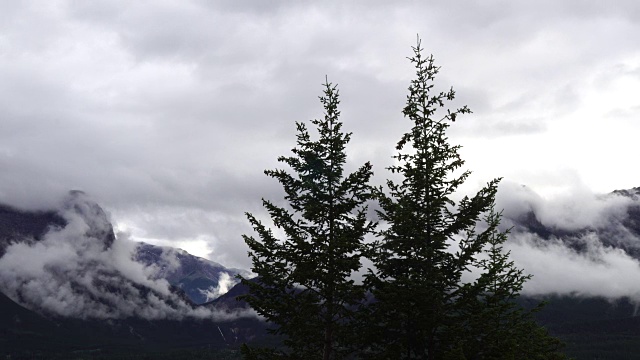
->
[1,1,640,270]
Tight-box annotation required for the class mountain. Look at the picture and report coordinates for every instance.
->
[0,190,113,255]
[0,192,269,358]
[0,203,65,257]
[5,187,640,358]
[503,186,640,359]
[0,191,200,320]
[507,186,640,258]
[135,243,248,304]
[0,191,242,307]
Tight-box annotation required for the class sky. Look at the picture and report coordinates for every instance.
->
[1,1,640,273]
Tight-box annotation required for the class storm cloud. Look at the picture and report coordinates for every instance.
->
[1,1,640,271]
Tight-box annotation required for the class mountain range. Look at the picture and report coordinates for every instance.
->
[0,192,272,358]
[3,189,640,358]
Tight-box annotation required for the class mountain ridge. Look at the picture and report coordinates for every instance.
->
[3,187,640,358]
[0,193,268,357]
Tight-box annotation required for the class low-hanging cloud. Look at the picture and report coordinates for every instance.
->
[497,181,640,300]
[198,272,235,303]
[508,232,640,299]
[497,181,635,231]
[0,192,253,321]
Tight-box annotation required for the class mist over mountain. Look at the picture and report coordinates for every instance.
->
[4,186,640,313]
[135,242,249,304]
[4,186,640,358]
[496,182,640,300]
[0,191,252,321]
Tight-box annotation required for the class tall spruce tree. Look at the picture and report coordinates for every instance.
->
[239,81,375,360]
[363,38,564,359]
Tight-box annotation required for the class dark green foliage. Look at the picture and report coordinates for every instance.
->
[239,81,375,359]
[362,38,565,359]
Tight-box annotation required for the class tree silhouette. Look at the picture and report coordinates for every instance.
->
[362,38,565,359]
[240,81,375,360]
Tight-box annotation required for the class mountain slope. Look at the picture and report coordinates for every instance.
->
[0,204,65,257]
[502,186,640,359]
[0,192,202,320]
[135,243,247,304]
[0,193,264,357]
[0,192,244,314]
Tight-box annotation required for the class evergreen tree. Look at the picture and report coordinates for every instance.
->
[461,208,566,359]
[363,38,564,359]
[239,81,375,360]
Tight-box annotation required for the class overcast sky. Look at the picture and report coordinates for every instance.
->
[2,1,640,269]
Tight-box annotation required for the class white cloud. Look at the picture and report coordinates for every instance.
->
[509,232,640,299]
[497,181,635,231]
[494,182,640,299]
[199,272,237,303]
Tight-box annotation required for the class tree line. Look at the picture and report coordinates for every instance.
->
[238,39,567,360]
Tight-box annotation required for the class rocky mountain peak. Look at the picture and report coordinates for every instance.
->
[61,190,115,249]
